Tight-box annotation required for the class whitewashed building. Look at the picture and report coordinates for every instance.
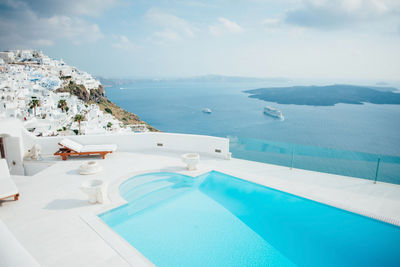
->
[0,49,149,137]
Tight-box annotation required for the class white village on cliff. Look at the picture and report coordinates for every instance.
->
[0,50,149,137]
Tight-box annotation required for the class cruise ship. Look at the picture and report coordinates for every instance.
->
[263,106,284,120]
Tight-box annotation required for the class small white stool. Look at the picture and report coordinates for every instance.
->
[181,153,200,171]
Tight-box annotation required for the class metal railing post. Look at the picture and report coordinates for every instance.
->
[290,145,295,170]
[374,157,381,184]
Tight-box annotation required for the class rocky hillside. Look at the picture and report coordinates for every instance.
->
[92,98,158,132]
[55,81,105,102]
[55,81,158,131]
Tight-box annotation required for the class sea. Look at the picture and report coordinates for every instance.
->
[105,79,400,183]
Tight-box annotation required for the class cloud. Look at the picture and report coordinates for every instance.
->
[262,18,283,30]
[154,30,182,41]
[175,0,217,8]
[145,9,196,42]
[47,16,103,44]
[112,35,136,51]
[11,0,120,17]
[284,0,400,29]
[262,16,306,36]
[0,0,104,49]
[209,18,244,36]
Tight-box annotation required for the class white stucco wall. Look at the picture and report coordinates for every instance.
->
[23,132,230,159]
[0,119,229,175]
[0,119,23,138]
[0,119,25,175]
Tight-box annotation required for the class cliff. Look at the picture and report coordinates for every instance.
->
[55,81,158,131]
[93,98,158,132]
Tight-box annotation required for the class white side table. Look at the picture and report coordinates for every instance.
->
[79,161,103,175]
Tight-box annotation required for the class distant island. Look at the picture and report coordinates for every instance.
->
[244,84,400,106]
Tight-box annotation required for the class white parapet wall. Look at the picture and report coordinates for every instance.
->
[22,131,231,159]
[0,119,25,175]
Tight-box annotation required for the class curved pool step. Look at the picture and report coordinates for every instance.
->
[102,183,192,227]
[101,173,199,227]
[122,180,174,203]
[119,174,169,195]
[126,185,192,216]
[119,173,189,197]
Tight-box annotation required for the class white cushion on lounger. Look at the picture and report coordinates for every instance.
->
[81,144,117,152]
[59,138,84,152]
[0,160,18,199]
[0,179,18,199]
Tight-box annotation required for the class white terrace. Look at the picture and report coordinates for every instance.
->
[1,119,400,266]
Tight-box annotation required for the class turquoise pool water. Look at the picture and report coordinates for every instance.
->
[99,171,400,267]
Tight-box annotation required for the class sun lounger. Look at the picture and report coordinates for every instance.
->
[54,138,117,161]
[0,159,19,201]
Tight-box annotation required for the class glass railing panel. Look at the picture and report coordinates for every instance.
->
[378,155,400,184]
[229,137,400,185]
[229,137,293,167]
[293,149,377,180]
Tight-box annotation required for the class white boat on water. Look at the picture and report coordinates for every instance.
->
[202,108,212,114]
[263,106,284,120]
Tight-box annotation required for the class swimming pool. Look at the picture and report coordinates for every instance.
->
[99,171,400,267]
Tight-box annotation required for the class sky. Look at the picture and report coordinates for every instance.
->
[0,0,399,81]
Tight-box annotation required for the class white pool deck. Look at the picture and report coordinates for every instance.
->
[1,151,400,266]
